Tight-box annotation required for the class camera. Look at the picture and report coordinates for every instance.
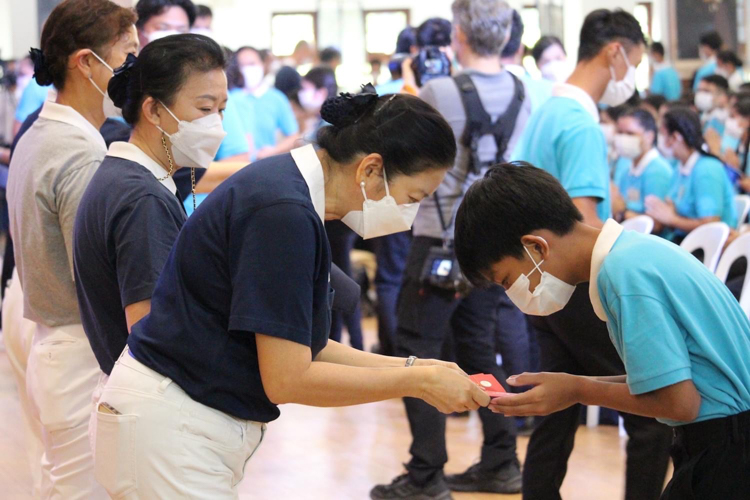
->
[420,245,473,296]
[411,46,452,87]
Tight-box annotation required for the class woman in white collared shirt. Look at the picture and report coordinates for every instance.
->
[646,108,737,241]
[4,1,138,497]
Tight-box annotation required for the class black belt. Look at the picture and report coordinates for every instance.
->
[673,410,750,456]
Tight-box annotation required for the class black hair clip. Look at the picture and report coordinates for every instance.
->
[113,52,137,78]
[321,82,380,128]
[29,47,53,86]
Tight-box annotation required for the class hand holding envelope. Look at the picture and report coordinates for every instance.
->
[484,372,582,416]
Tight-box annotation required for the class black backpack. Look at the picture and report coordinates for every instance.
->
[453,72,525,174]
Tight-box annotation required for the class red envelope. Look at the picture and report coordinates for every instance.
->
[469,373,506,396]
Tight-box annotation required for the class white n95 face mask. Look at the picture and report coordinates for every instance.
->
[614,133,642,159]
[88,51,121,119]
[540,59,571,83]
[242,65,264,90]
[341,168,420,240]
[694,91,714,112]
[600,46,637,107]
[725,117,745,139]
[157,102,227,169]
[506,242,575,316]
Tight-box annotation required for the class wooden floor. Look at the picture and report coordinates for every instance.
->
[0,319,671,499]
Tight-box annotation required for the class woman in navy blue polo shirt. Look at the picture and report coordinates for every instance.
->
[92,87,491,497]
[73,35,227,389]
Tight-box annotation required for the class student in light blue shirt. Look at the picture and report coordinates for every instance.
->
[646,108,737,240]
[510,10,673,500]
[230,46,300,160]
[649,42,681,100]
[696,74,730,137]
[454,163,750,500]
[692,31,721,90]
[612,108,673,218]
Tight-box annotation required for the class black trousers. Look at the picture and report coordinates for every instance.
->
[524,284,672,500]
[662,410,750,499]
[395,237,517,485]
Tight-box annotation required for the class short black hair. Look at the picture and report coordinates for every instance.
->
[702,74,730,93]
[274,65,302,98]
[416,17,452,48]
[501,10,524,58]
[650,41,665,57]
[734,96,750,118]
[577,9,646,62]
[136,0,197,29]
[455,162,583,287]
[108,34,225,125]
[317,91,456,180]
[699,31,722,51]
[320,47,342,64]
[304,66,337,99]
[396,26,417,54]
[195,4,211,18]
[532,35,564,63]
[642,93,667,113]
[718,50,742,68]
[620,107,657,139]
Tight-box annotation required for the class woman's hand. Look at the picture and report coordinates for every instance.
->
[724,149,741,169]
[740,176,750,194]
[413,358,468,376]
[418,365,490,414]
[704,127,722,155]
[645,195,676,226]
[487,372,581,416]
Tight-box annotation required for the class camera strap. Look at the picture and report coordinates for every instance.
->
[453,72,525,173]
[433,192,453,248]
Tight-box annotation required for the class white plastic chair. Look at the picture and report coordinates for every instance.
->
[680,222,731,273]
[735,195,750,230]
[621,215,655,234]
[715,233,750,318]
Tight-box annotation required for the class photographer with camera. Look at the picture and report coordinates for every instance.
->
[370,1,532,499]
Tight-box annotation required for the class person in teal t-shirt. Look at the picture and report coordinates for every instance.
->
[454,163,750,500]
[646,108,737,240]
[612,108,672,218]
[692,31,722,90]
[649,42,681,100]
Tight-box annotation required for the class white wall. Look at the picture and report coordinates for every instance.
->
[0,0,39,60]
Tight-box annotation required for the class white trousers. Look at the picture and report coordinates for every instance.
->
[26,318,108,499]
[2,270,46,497]
[94,348,266,499]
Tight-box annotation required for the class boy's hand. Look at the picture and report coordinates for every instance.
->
[488,372,581,416]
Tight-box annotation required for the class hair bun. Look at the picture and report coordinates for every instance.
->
[321,83,379,128]
[107,53,137,109]
[29,48,53,87]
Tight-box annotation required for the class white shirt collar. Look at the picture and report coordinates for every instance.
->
[291,144,325,222]
[38,100,106,150]
[679,151,701,177]
[551,83,599,122]
[631,148,660,177]
[589,219,625,322]
[106,142,177,195]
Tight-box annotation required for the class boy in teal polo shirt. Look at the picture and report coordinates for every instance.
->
[455,162,750,499]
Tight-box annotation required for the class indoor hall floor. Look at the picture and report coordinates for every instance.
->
[0,318,671,499]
